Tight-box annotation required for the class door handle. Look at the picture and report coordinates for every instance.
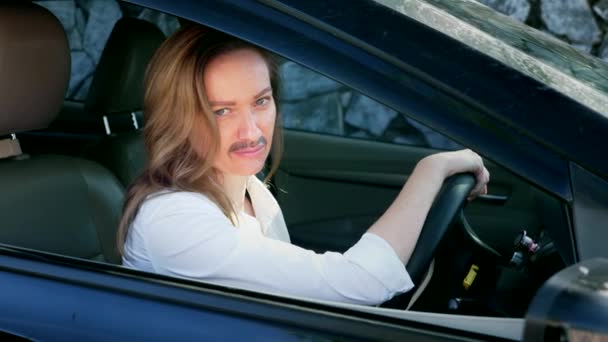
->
[477,194,509,205]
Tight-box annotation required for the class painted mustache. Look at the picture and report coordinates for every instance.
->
[229,136,267,153]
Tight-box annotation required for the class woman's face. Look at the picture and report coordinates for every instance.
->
[203,48,276,177]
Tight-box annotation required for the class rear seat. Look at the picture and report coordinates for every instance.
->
[0,2,124,264]
[84,17,166,187]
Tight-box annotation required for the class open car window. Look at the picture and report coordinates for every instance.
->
[279,60,462,150]
[34,0,180,101]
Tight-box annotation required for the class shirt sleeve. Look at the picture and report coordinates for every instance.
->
[138,192,414,305]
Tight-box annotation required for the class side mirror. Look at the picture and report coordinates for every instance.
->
[524,258,608,341]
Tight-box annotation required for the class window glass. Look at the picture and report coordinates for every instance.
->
[34,0,180,101]
[278,61,461,150]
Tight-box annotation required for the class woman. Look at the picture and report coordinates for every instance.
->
[119,25,490,305]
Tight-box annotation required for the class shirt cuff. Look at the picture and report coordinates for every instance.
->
[344,232,414,296]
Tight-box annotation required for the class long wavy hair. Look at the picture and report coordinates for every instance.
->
[117,25,282,254]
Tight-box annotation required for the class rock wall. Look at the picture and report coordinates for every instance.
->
[278,61,462,150]
[477,0,608,58]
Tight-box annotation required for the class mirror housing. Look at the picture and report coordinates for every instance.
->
[524,258,608,341]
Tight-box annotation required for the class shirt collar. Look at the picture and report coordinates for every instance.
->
[246,176,290,242]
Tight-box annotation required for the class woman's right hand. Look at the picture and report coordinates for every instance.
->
[368,149,489,263]
[421,149,490,201]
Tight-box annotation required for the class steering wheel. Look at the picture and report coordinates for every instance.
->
[383,173,476,309]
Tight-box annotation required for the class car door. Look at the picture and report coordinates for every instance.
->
[0,248,521,341]
[273,61,542,257]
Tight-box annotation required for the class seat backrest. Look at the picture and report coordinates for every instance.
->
[0,2,124,264]
[84,18,166,187]
[0,155,124,263]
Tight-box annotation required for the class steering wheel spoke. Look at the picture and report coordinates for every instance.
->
[383,173,476,309]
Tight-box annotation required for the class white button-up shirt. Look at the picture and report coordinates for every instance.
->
[123,176,413,305]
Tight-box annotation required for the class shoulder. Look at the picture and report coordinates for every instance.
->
[136,190,226,225]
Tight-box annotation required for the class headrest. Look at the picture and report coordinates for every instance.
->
[0,2,70,135]
[84,18,166,117]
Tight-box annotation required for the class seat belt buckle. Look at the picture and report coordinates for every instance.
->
[102,111,141,135]
[0,133,22,159]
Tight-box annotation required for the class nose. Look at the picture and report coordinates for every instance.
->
[237,109,262,141]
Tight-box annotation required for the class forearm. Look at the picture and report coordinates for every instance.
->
[367,155,447,263]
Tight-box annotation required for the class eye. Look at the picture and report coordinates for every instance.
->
[255,97,271,106]
[214,108,229,116]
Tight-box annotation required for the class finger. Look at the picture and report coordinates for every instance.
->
[468,184,482,201]
[467,156,488,201]
[474,171,486,194]
[485,167,490,185]
[467,185,486,201]
[468,173,488,201]
[477,166,489,186]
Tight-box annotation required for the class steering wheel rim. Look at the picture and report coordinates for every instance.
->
[383,173,476,309]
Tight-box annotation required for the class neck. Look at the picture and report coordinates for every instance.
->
[220,173,248,212]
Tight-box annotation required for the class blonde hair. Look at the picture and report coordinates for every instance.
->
[117,25,283,254]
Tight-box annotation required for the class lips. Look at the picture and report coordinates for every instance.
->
[231,143,265,157]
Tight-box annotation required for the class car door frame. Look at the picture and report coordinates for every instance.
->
[0,247,516,341]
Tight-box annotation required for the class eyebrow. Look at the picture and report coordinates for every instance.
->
[209,86,272,107]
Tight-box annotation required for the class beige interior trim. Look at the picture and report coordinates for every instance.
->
[406,259,435,310]
[0,137,22,159]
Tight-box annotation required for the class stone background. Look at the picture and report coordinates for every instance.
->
[478,0,608,59]
[35,1,180,101]
[37,0,607,150]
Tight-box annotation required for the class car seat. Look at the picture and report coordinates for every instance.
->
[84,17,166,187]
[0,2,124,264]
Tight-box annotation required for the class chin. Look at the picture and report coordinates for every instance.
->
[229,162,266,176]
[225,150,270,176]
